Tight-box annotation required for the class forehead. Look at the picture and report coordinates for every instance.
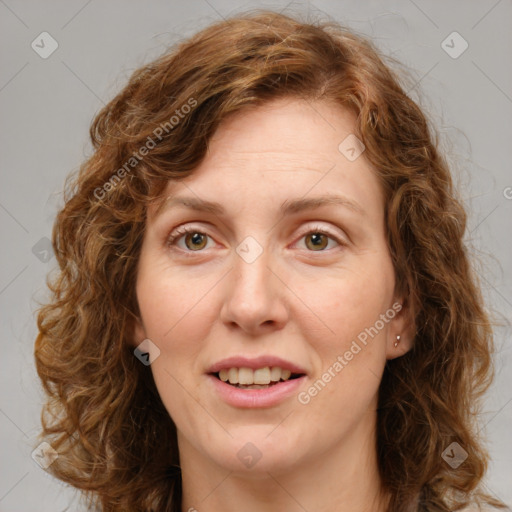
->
[205,97,357,162]
[150,98,383,219]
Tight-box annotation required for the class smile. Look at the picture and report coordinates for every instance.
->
[206,355,308,407]
[213,366,303,388]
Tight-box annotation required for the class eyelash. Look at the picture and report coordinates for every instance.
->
[166,224,346,255]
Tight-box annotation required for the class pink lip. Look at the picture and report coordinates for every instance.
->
[206,355,307,374]
[207,374,307,408]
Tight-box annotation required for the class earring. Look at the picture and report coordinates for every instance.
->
[394,335,401,348]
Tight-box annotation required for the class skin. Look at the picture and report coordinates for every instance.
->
[133,98,413,512]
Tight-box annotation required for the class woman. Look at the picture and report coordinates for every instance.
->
[34,10,506,512]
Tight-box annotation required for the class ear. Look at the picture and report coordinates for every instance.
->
[385,296,415,360]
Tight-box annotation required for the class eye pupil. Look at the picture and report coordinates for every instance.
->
[306,233,328,251]
[185,232,207,250]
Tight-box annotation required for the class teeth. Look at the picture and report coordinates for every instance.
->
[216,366,297,386]
[238,367,253,385]
[228,367,238,384]
[270,367,281,382]
[254,367,271,385]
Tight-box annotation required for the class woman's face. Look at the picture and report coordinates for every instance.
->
[134,98,409,475]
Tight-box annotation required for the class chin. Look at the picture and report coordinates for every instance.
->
[205,427,304,474]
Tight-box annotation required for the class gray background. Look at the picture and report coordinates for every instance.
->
[1,1,511,510]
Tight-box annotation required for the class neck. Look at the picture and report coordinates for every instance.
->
[179,410,388,512]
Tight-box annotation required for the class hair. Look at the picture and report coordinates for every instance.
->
[34,9,506,512]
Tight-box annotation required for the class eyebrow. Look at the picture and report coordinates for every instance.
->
[154,194,365,218]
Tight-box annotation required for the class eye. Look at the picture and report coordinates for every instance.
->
[296,225,344,252]
[166,224,345,254]
[167,226,214,252]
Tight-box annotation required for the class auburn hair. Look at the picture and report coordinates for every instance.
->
[34,9,504,512]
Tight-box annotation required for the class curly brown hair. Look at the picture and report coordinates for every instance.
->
[34,9,505,512]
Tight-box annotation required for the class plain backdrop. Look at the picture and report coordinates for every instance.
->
[0,1,511,510]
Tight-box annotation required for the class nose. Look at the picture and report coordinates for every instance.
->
[219,247,289,336]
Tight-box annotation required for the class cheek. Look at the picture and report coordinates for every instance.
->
[135,263,225,407]
[294,259,394,355]
[297,278,390,423]
[136,260,221,346]
[136,266,221,422]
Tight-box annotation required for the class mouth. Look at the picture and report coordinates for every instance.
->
[206,356,308,407]
[210,366,305,389]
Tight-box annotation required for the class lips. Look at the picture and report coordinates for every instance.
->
[206,355,307,406]
[207,355,307,386]
[207,355,307,375]
[217,366,297,388]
